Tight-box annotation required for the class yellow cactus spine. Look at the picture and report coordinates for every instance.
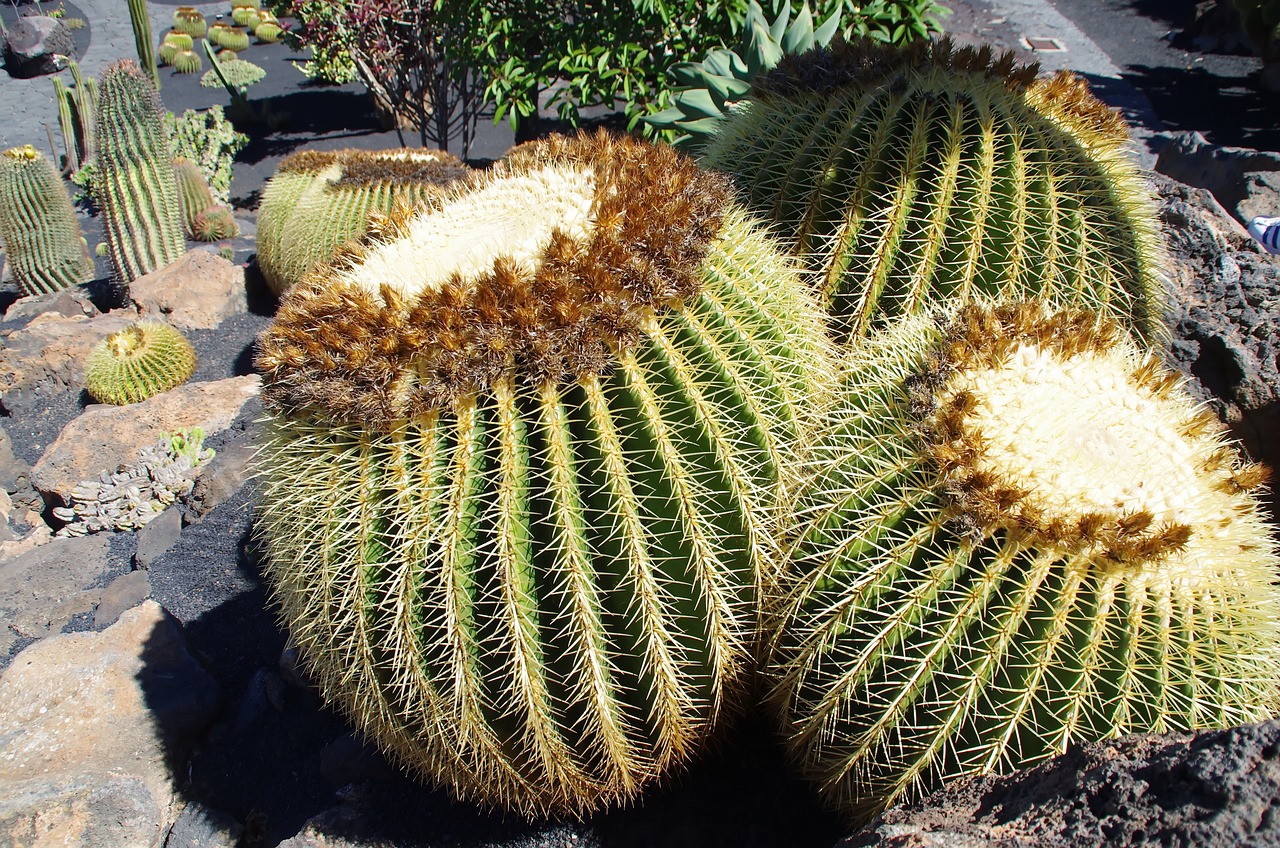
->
[702,38,1168,344]
[767,299,1280,822]
[0,145,94,296]
[255,131,836,816]
[85,320,197,404]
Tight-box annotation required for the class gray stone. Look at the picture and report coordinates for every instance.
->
[3,287,99,326]
[0,310,138,418]
[0,533,111,658]
[842,720,1280,848]
[1156,131,1280,226]
[3,16,74,78]
[135,505,184,569]
[274,804,392,848]
[164,801,244,848]
[185,435,255,523]
[0,602,221,846]
[93,569,151,628]
[128,251,248,331]
[0,422,32,494]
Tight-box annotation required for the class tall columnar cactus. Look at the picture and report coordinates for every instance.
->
[173,156,214,236]
[85,320,197,404]
[767,299,1280,822]
[702,38,1168,343]
[256,147,470,296]
[127,0,159,90]
[254,131,836,816]
[0,146,94,296]
[95,60,186,283]
[52,62,97,175]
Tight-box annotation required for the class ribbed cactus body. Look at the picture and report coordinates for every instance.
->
[172,49,202,74]
[85,320,197,404]
[255,132,835,816]
[702,39,1167,343]
[127,0,159,89]
[96,60,186,283]
[174,156,214,236]
[256,147,469,296]
[172,7,207,38]
[767,299,1280,822]
[0,146,93,296]
[193,204,238,241]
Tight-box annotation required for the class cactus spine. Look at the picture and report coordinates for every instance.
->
[767,299,1280,822]
[127,0,159,90]
[0,146,94,295]
[254,132,836,816]
[95,60,186,283]
[192,204,239,241]
[256,147,469,296]
[702,39,1167,343]
[85,320,197,404]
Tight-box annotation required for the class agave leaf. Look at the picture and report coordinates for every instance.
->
[670,61,711,87]
[768,0,791,42]
[673,116,727,137]
[707,74,752,107]
[703,48,741,79]
[672,88,723,120]
[782,3,815,54]
[745,20,784,77]
[642,105,687,130]
[814,7,841,46]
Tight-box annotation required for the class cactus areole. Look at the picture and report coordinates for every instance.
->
[255,132,834,815]
[769,300,1280,821]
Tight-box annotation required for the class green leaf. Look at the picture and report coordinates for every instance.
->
[767,0,790,43]
[781,3,815,54]
[673,88,723,120]
[814,6,841,46]
[744,20,783,77]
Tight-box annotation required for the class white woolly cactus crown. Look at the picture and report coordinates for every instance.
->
[255,131,836,816]
[768,299,1280,821]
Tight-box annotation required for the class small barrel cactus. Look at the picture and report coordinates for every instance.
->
[218,26,251,53]
[254,21,283,43]
[174,156,215,236]
[172,49,203,75]
[767,299,1280,821]
[254,131,836,816]
[159,31,194,66]
[231,7,261,28]
[172,7,208,38]
[85,320,198,405]
[255,147,469,296]
[0,145,94,296]
[702,38,1168,343]
[192,205,239,241]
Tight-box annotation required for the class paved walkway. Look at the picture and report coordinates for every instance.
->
[0,0,1164,162]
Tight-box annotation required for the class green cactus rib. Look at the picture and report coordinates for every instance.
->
[95,60,186,283]
[256,147,470,296]
[702,38,1168,344]
[173,7,207,38]
[192,204,238,240]
[255,132,836,816]
[85,319,197,404]
[767,299,1280,823]
[173,156,214,236]
[127,0,159,90]
[0,146,94,296]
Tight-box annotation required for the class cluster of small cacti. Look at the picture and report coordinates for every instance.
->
[0,145,93,295]
[201,57,265,89]
[53,429,214,536]
[247,36,1280,829]
[192,204,239,241]
[255,147,470,295]
[95,60,187,283]
[159,31,194,67]
[172,6,208,38]
[84,319,197,405]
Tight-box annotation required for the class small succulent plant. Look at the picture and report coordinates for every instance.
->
[644,0,841,152]
[192,205,239,241]
[85,320,198,405]
[217,26,251,53]
[172,49,203,75]
[767,299,1280,822]
[200,57,265,89]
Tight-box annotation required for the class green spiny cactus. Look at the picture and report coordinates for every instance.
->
[256,147,470,297]
[160,30,194,66]
[52,62,97,176]
[174,156,215,236]
[95,60,186,283]
[85,320,197,404]
[767,298,1280,822]
[0,146,94,296]
[702,38,1168,344]
[127,0,159,90]
[201,57,265,89]
[173,6,208,38]
[231,7,261,29]
[254,21,283,43]
[218,26,251,53]
[643,0,841,152]
[254,131,837,817]
[232,0,262,9]
[192,204,239,241]
[172,48,203,74]
[207,22,233,48]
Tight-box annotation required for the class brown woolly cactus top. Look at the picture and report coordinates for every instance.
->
[905,301,1269,567]
[256,131,731,428]
[274,147,470,189]
[754,36,1129,148]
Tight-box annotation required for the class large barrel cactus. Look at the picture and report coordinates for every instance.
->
[768,299,1280,821]
[702,38,1167,342]
[255,147,469,297]
[0,145,93,296]
[254,132,835,816]
[95,60,186,283]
